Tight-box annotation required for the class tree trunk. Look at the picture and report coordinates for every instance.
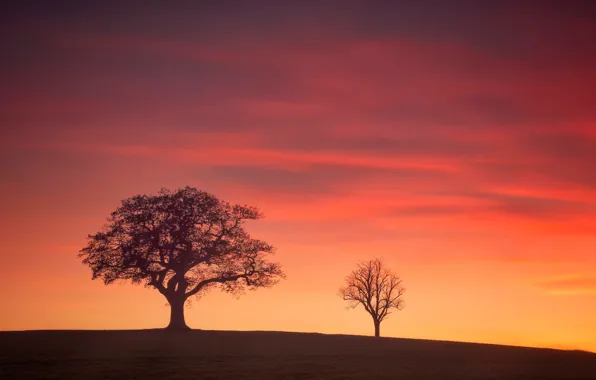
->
[373,319,381,338]
[166,296,190,330]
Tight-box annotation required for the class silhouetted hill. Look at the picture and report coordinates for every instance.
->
[1,330,595,379]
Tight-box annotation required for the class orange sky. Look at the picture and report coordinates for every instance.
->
[1,2,596,352]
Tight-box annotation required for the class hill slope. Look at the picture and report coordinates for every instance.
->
[1,330,595,379]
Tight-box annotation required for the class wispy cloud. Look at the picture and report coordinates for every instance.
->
[3,2,596,244]
[536,276,596,295]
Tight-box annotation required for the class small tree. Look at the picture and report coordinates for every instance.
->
[79,187,285,330]
[339,258,405,338]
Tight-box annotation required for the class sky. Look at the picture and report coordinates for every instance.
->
[1,1,596,352]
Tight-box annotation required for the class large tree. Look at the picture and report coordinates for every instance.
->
[339,258,405,338]
[79,187,284,330]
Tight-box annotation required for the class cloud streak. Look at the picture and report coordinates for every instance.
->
[536,276,596,295]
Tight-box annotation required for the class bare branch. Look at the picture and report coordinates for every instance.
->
[338,258,406,337]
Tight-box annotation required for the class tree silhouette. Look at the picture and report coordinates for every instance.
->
[339,258,405,338]
[79,187,284,330]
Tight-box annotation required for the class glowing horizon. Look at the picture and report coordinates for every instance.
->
[1,2,595,353]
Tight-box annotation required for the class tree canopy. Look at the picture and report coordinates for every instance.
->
[79,187,284,329]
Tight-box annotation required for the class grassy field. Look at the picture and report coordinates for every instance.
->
[1,330,595,379]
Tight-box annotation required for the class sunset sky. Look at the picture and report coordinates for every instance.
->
[1,2,596,352]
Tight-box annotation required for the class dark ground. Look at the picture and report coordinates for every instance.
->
[1,330,595,379]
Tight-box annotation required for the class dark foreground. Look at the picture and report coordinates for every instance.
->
[1,330,595,379]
